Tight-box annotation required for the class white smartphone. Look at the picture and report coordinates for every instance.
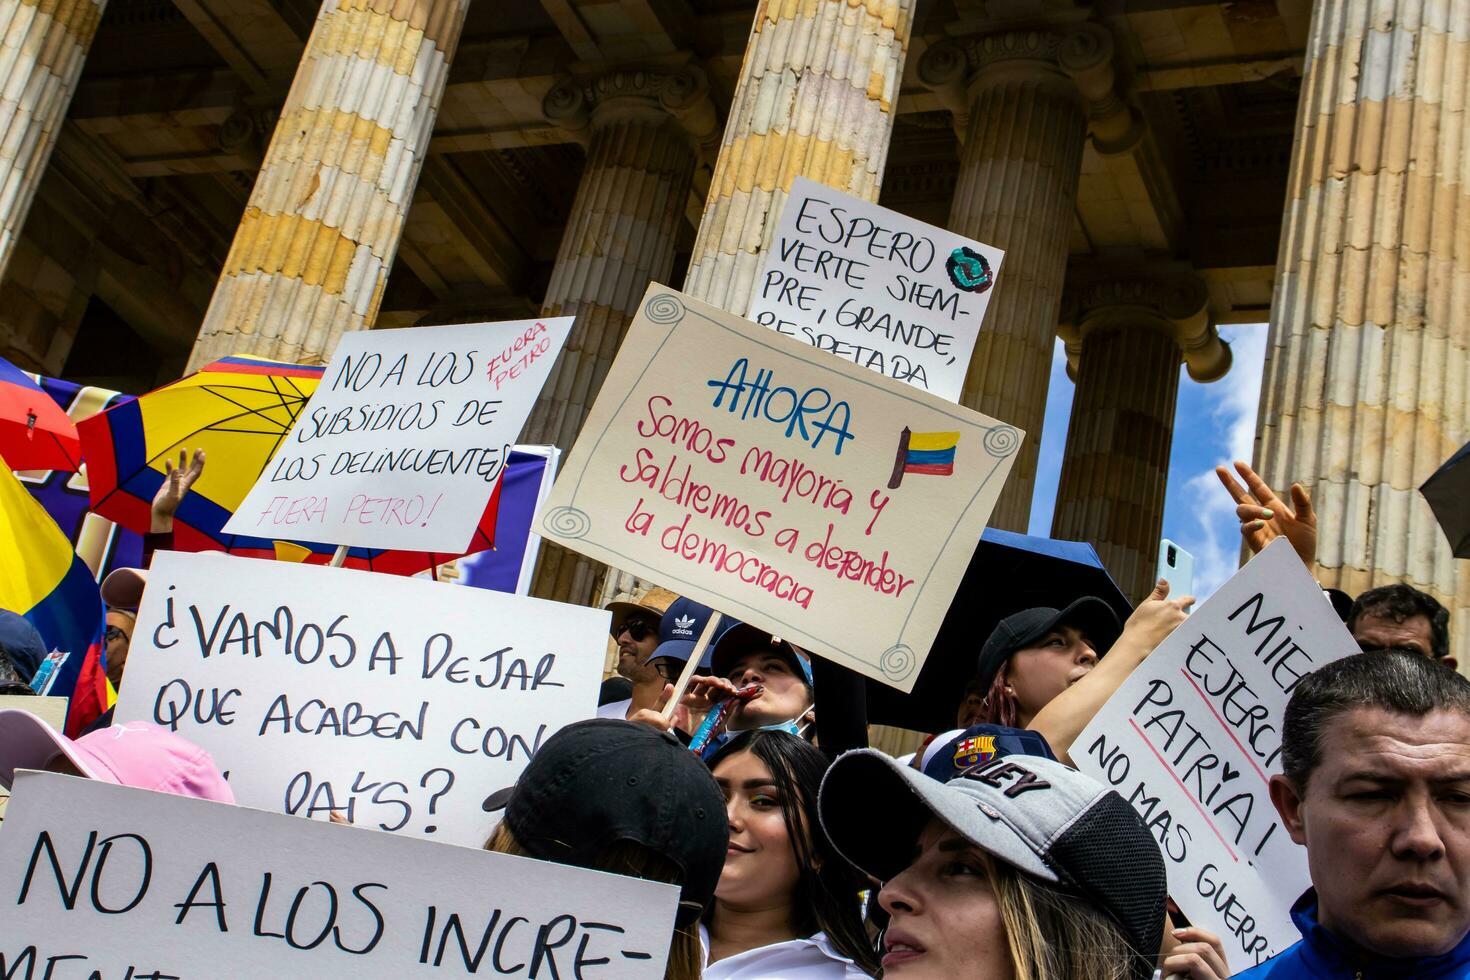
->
[1156,539,1194,598]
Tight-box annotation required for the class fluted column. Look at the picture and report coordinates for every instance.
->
[0,0,106,278]
[1255,0,1470,660]
[187,0,470,369]
[528,66,712,605]
[922,25,1136,531]
[1053,273,1229,601]
[682,0,914,315]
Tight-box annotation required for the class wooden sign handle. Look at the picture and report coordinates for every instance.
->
[329,544,350,568]
[661,612,723,721]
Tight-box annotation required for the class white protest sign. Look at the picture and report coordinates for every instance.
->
[114,551,607,847]
[1071,539,1356,969]
[746,176,1004,401]
[535,284,1022,692]
[0,771,677,977]
[223,317,573,552]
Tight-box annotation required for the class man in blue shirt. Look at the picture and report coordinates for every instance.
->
[1237,650,1470,978]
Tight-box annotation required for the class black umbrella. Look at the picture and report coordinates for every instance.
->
[1422,440,1470,558]
[864,527,1132,734]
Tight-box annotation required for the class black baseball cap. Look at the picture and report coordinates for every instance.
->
[483,719,727,925]
[974,597,1122,693]
[820,750,1166,979]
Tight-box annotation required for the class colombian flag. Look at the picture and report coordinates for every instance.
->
[888,428,960,488]
[0,461,110,735]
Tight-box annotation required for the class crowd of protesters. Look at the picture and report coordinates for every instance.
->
[1,448,1468,979]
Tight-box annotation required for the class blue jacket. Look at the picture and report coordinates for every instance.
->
[1234,890,1470,978]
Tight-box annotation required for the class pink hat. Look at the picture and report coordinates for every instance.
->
[0,710,234,803]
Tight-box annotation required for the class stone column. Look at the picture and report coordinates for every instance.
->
[187,0,471,369]
[1255,0,1470,658]
[682,0,915,314]
[921,24,1137,531]
[528,66,715,605]
[1052,273,1229,601]
[0,0,106,278]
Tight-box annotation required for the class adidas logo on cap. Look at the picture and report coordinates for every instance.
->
[673,614,697,636]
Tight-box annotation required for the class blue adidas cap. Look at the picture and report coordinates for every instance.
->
[644,597,725,668]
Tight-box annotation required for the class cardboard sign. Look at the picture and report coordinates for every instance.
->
[535,285,1022,692]
[0,771,678,977]
[1071,539,1356,968]
[746,177,1004,401]
[0,696,67,826]
[223,317,573,552]
[113,551,607,847]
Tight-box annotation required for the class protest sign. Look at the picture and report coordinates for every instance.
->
[1071,539,1356,968]
[114,551,607,847]
[222,317,573,552]
[745,177,1004,401]
[0,696,67,826]
[0,771,677,977]
[535,284,1022,692]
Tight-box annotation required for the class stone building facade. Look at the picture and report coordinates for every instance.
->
[0,0,1463,658]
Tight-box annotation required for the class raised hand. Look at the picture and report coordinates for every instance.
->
[1215,460,1317,567]
[151,448,206,532]
[1120,578,1194,653]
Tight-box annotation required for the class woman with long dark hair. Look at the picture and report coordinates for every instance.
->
[704,729,878,978]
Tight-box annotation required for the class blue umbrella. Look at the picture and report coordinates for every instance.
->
[864,527,1131,734]
[1421,440,1470,558]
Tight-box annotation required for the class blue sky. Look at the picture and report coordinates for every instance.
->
[1027,324,1270,601]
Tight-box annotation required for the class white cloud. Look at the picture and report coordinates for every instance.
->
[1170,326,1269,600]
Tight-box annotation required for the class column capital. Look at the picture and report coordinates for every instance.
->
[1059,267,1231,383]
[918,23,1141,150]
[542,62,720,152]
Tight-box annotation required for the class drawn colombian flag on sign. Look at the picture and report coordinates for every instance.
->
[0,463,111,736]
[888,428,960,489]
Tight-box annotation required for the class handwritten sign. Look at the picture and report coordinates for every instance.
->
[746,177,1004,401]
[222,317,573,552]
[1071,539,1355,968]
[535,285,1021,692]
[113,551,607,847]
[0,771,677,977]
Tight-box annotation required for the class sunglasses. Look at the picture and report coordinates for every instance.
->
[616,620,655,642]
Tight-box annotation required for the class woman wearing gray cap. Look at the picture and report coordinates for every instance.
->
[819,750,1230,980]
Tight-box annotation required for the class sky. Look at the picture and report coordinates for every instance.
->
[1027,324,1270,602]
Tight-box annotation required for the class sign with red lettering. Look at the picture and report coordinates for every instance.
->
[1071,540,1356,968]
[747,176,1004,402]
[0,771,679,976]
[222,317,573,552]
[535,285,1023,692]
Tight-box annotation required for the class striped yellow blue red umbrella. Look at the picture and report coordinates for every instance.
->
[75,355,500,575]
[0,354,81,471]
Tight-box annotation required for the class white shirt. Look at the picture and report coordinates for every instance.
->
[700,925,869,980]
[596,698,632,720]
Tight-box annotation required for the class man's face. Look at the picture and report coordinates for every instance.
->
[1354,612,1440,661]
[1269,706,1470,958]
[612,615,660,682]
[104,610,134,690]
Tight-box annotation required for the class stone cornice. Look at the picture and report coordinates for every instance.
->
[918,23,1142,151]
[1059,268,1232,383]
[542,63,719,153]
